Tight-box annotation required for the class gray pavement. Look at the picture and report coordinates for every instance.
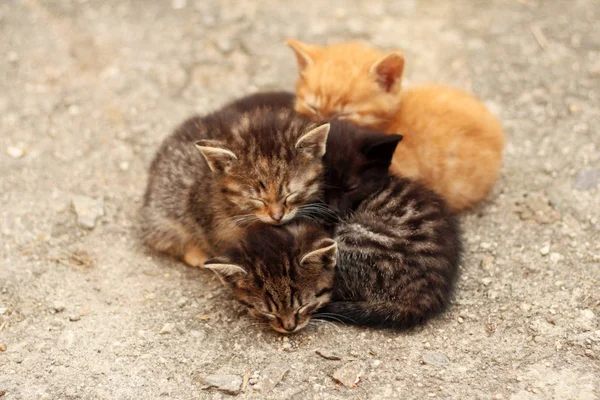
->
[0,0,599,399]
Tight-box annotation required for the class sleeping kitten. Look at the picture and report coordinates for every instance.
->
[204,222,337,334]
[141,102,330,267]
[287,39,505,212]
[322,124,462,328]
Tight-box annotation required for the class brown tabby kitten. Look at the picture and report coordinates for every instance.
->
[204,222,337,334]
[322,123,462,328]
[141,101,330,267]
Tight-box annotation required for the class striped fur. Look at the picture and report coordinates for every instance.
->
[324,176,461,328]
[204,222,336,334]
[319,121,462,328]
[140,95,327,264]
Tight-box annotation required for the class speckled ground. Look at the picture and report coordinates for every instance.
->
[1,1,599,399]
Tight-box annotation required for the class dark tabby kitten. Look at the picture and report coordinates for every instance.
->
[321,123,462,328]
[204,222,337,334]
[141,99,330,267]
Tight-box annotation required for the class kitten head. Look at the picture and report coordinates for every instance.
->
[196,111,330,225]
[205,223,337,334]
[324,121,403,215]
[287,40,405,129]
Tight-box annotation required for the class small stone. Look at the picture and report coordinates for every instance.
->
[549,252,563,263]
[119,161,129,171]
[71,195,105,230]
[177,297,188,308]
[457,317,464,323]
[52,302,66,313]
[160,323,174,334]
[315,349,342,360]
[0,344,6,351]
[248,377,259,385]
[199,374,242,395]
[7,146,25,159]
[68,313,81,322]
[534,335,545,344]
[573,169,599,191]
[422,351,450,366]
[482,277,493,286]
[540,245,550,256]
[171,0,187,9]
[520,303,532,312]
[253,365,288,393]
[568,104,580,114]
[480,242,491,250]
[584,349,596,359]
[7,51,19,63]
[0,307,7,315]
[332,361,364,388]
[282,342,292,351]
[480,255,494,270]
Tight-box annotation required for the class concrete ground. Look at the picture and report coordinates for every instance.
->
[1,0,599,399]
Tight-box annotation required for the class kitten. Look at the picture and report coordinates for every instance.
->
[321,124,462,328]
[141,101,330,267]
[204,222,337,334]
[287,39,505,211]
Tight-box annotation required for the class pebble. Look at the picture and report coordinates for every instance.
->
[7,146,25,159]
[315,349,342,360]
[332,361,364,388]
[160,323,174,334]
[0,307,7,315]
[422,351,450,366]
[71,195,105,230]
[199,374,242,395]
[0,344,6,351]
[549,252,563,263]
[52,301,66,313]
[482,277,493,286]
[480,255,495,270]
[253,365,288,393]
[573,168,599,191]
[177,297,188,308]
[68,313,81,322]
[171,0,187,9]
[540,245,550,256]
[7,50,19,63]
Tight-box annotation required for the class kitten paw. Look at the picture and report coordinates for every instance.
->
[183,247,207,268]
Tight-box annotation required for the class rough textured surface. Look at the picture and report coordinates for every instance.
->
[0,0,599,399]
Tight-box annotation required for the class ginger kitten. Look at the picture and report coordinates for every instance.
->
[287,40,505,211]
[141,100,329,267]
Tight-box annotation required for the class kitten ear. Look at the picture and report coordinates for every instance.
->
[295,123,330,158]
[370,51,405,92]
[286,39,322,73]
[364,134,403,163]
[205,257,247,286]
[300,238,337,269]
[195,140,238,173]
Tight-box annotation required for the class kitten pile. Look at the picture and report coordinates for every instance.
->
[137,40,504,334]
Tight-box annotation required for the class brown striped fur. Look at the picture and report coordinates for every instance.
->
[140,98,329,266]
[204,223,336,334]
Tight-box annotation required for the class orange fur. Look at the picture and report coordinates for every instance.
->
[287,40,505,211]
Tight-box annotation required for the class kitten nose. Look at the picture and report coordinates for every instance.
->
[282,321,296,332]
[269,208,284,222]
